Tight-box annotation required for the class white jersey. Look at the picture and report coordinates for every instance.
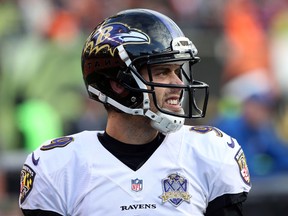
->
[19,125,251,215]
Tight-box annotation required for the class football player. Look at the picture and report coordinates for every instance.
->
[19,8,251,215]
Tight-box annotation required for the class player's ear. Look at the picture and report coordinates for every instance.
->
[110,80,129,97]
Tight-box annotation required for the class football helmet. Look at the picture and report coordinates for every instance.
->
[81,9,209,133]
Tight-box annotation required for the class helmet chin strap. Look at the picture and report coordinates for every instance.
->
[89,85,184,134]
[145,109,185,134]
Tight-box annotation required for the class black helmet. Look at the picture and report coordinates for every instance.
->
[81,8,209,133]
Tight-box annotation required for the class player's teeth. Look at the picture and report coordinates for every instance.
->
[167,99,178,105]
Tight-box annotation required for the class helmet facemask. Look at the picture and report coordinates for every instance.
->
[142,60,209,120]
[108,41,209,133]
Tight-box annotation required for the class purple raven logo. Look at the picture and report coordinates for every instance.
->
[86,22,150,56]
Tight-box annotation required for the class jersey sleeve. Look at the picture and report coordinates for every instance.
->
[19,135,79,215]
[209,143,251,202]
[188,126,251,213]
[206,129,251,211]
[19,151,66,215]
[19,132,96,215]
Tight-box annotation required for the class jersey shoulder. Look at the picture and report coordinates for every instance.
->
[180,125,240,153]
[19,131,103,208]
[178,125,251,189]
[24,130,102,174]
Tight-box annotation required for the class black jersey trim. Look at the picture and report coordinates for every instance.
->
[98,132,165,171]
[205,192,248,215]
[22,209,63,216]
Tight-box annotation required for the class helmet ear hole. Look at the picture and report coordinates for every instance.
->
[116,69,138,87]
[110,80,129,97]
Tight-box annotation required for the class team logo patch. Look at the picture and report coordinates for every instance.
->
[131,178,143,192]
[20,164,36,204]
[84,22,150,57]
[235,148,251,185]
[40,136,74,151]
[160,173,191,207]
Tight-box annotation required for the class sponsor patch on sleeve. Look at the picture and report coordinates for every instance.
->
[20,164,36,204]
[234,148,251,186]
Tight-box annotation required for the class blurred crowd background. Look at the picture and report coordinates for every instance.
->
[0,0,288,215]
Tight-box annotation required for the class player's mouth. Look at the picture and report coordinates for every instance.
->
[164,97,182,112]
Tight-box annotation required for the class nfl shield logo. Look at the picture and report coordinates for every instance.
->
[160,173,191,207]
[131,178,143,192]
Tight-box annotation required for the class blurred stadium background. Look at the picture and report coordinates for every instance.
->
[0,0,288,215]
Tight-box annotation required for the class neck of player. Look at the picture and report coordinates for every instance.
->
[105,111,159,145]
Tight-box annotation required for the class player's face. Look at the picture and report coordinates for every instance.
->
[141,64,184,114]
